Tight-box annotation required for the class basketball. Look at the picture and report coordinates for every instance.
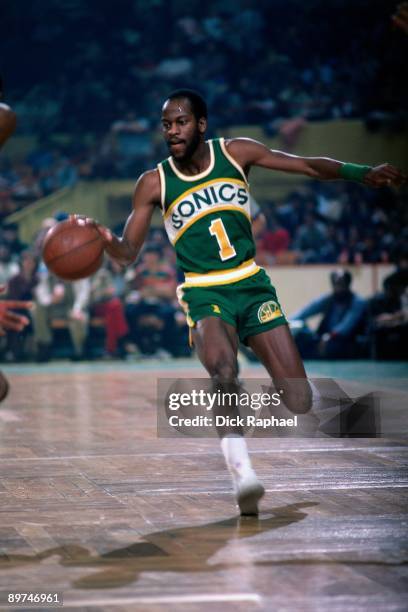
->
[42,218,104,280]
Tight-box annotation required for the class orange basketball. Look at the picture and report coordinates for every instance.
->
[42,218,104,281]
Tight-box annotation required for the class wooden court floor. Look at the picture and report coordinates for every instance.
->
[0,360,407,611]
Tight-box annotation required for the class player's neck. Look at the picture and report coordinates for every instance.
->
[172,140,209,176]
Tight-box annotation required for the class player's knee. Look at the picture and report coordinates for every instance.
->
[282,379,312,414]
[206,353,238,382]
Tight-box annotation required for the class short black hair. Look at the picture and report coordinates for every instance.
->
[166,89,207,121]
[330,270,352,288]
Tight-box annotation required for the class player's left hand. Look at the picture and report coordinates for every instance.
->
[69,214,113,245]
[363,164,407,188]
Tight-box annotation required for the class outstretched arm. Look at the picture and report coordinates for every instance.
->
[83,169,161,266]
[226,138,406,188]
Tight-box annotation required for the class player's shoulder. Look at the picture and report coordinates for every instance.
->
[134,168,161,202]
[223,137,264,170]
[224,137,261,152]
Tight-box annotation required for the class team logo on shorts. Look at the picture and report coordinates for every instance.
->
[212,304,221,314]
[258,300,282,323]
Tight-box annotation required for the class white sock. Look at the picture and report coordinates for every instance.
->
[221,435,254,480]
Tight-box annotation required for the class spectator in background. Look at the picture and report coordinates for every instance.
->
[0,244,19,286]
[32,266,90,361]
[125,247,177,357]
[290,270,367,359]
[369,249,408,359]
[338,226,364,264]
[257,210,291,265]
[294,212,327,263]
[109,112,153,177]
[90,261,129,358]
[1,223,25,255]
[33,217,56,257]
[4,250,38,360]
[11,164,42,202]
[320,223,344,263]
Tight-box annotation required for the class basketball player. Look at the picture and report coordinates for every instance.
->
[84,89,405,515]
[0,81,32,401]
[0,289,32,401]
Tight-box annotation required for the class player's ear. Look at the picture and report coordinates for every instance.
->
[198,117,207,133]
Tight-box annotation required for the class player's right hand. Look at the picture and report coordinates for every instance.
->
[95,224,114,244]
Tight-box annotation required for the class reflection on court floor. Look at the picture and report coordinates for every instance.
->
[0,359,407,610]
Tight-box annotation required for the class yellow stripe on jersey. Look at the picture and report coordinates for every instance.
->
[163,177,247,220]
[185,257,256,278]
[172,205,250,245]
[181,258,260,287]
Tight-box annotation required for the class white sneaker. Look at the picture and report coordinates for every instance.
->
[234,471,265,516]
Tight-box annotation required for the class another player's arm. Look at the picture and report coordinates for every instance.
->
[226,138,406,188]
[0,103,17,149]
[95,170,161,266]
[0,287,32,336]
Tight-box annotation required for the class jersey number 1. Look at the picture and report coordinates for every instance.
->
[209,218,236,261]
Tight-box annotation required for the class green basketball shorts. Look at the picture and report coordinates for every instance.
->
[177,268,287,344]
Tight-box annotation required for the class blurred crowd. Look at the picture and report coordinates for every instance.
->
[255,181,408,265]
[3,0,406,134]
[1,132,407,267]
[1,218,190,362]
[0,209,407,363]
[0,0,406,361]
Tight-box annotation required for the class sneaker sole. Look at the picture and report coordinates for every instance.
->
[237,482,265,516]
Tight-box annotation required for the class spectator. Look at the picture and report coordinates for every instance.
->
[290,270,367,359]
[4,250,38,360]
[90,262,129,358]
[369,249,408,359]
[125,247,178,356]
[0,245,19,286]
[294,212,327,263]
[257,212,291,265]
[32,265,90,361]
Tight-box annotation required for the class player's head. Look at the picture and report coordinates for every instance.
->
[161,89,207,161]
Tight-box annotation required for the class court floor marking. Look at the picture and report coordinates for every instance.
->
[93,483,408,494]
[63,593,262,607]
[0,446,406,462]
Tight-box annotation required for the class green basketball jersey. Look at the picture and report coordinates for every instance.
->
[158,138,256,275]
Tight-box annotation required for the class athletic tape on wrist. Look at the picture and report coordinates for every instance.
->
[339,163,372,182]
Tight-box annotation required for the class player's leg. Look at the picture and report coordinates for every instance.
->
[248,324,313,415]
[192,317,265,515]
